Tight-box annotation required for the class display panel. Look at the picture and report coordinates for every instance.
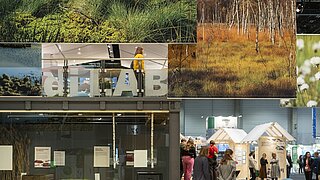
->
[0,145,13,170]
[217,144,229,152]
[34,147,51,168]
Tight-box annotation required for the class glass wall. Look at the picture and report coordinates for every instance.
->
[0,112,169,180]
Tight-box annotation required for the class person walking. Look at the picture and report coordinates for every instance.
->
[298,155,304,174]
[181,139,196,180]
[270,153,280,180]
[303,152,313,180]
[180,139,187,179]
[248,152,257,180]
[208,140,218,180]
[259,153,268,180]
[193,146,211,180]
[217,149,236,180]
[286,153,293,178]
[313,152,320,180]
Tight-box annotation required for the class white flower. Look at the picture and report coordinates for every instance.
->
[304,59,311,67]
[310,57,320,67]
[300,83,309,91]
[313,42,320,53]
[300,65,311,75]
[297,39,304,50]
[315,72,320,80]
[297,76,305,86]
[280,99,292,107]
[310,77,316,82]
[307,100,318,107]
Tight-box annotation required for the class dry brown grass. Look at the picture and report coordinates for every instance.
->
[169,24,296,98]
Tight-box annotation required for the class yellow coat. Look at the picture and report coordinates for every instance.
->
[133,54,145,71]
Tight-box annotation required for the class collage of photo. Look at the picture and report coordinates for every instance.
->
[0,1,320,180]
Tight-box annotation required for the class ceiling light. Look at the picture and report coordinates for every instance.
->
[78,48,81,51]
[77,52,81,55]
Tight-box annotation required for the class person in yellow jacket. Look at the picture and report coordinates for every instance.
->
[132,47,144,96]
[133,47,145,71]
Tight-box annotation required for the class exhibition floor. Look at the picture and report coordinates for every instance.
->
[290,173,304,180]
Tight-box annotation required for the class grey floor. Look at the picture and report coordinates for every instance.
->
[289,173,306,180]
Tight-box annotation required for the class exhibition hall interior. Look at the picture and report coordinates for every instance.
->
[0,0,319,180]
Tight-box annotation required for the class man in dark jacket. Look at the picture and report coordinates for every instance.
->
[313,152,320,180]
[287,153,293,178]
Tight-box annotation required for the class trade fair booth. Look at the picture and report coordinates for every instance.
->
[242,122,295,179]
[207,128,249,180]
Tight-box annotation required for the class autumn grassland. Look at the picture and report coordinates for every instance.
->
[169,24,296,97]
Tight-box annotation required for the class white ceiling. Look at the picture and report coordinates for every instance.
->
[42,44,168,69]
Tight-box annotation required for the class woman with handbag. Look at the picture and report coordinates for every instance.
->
[304,152,313,180]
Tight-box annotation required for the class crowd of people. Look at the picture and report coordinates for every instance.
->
[180,139,235,180]
[180,138,320,180]
[297,151,320,180]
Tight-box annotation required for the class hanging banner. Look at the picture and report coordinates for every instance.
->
[313,108,317,139]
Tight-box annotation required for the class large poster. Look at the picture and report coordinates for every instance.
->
[0,0,196,43]
[0,44,41,96]
[169,0,296,98]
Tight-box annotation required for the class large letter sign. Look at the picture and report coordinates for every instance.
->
[42,68,167,97]
[113,70,137,96]
[145,70,168,96]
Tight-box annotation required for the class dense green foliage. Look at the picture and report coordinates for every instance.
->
[0,74,41,96]
[0,0,196,42]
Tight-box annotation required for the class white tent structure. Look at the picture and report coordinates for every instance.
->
[207,128,249,180]
[241,122,295,143]
[207,128,247,144]
[180,133,186,140]
[242,122,295,179]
